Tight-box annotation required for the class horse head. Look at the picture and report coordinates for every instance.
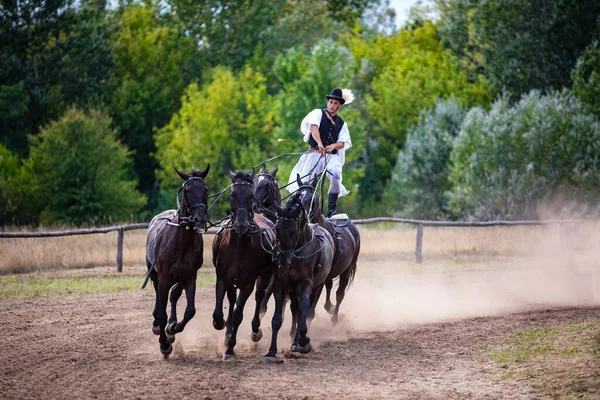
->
[175,164,210,231]
[254,164,280,221]
[273,193,308,268]
[228,168,255,235]
[296,174,321,223]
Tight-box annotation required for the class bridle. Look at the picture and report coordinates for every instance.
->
[297,184,320,222]
[229,180,258,233]
[177,177,208,227]
[254,173,279,220]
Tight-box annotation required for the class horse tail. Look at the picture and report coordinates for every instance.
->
[346,223,361,287]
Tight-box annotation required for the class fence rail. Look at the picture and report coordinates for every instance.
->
[0,217,591,270]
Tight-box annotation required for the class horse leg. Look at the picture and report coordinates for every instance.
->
[308,283,326,324]
[224,287,237,345]
[223,284,253,361]
[151,275,160,335]
[332,268,352,326]
[251,274,270,342]
[167,280,196,336]
[165,283,184,342]
[258,275,273,319]
[212,278,226,330]
[289,291,299,343]
[157,279,173,357]
[324,279,334,314]
[168,283,183,325]
[291,282,313,354]
[264,282,285,363]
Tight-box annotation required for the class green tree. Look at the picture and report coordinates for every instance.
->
[109,2,199,201]
[0,144,21,224]
[0,82,30,156]
[572,41,600,116]
[154,66,275,217]
[0,0,116,155]
[437,0,600,97]
[28,108,146,225]
[447,90,600,220]
[382,98,468,219]
[362,21,491,204]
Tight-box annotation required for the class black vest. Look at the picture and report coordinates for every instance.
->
[307,109,344,152]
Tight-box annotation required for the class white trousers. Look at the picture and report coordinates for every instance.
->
[287,152,348,196]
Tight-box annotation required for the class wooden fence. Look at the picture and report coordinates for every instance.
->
[0,217,588,270]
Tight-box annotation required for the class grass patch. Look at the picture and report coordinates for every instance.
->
[489,321,600,399]
[0,272,216,299]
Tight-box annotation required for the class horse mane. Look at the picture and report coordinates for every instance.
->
[279,195,303,219]
[191,168,203,177]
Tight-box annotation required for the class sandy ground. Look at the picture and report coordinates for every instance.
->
[1,282,599,399]
[2,222,600,399]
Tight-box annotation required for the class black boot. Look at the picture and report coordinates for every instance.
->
[326,193,338,218]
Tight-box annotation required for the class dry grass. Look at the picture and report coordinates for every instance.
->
[0,228,216,275]
[1,220,599,275]
[489,321,600,399]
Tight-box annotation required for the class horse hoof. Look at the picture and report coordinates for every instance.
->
[160,341,173,356]
[251,328,263,342]
[166,323,176,343]
[331,315,339,326]
[325,304,334,315]
[291,342,312,354]
[263,356,283,364]
[213,318,225,330]
[152,321,160,335]
[222,353,236,362]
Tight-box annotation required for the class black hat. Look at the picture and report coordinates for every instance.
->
[326,88,345,104]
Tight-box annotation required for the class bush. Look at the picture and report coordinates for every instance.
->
[447,90,600,220]
[383,98,468,219]
[28,108,146,225]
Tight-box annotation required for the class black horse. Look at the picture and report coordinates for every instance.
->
[296,175,360,325]
[264,193,334,363]
[145,165,210,357]
[253,164,280,224]
[212,169,276,361]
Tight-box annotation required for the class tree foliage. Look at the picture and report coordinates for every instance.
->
[27,108,146,225]
[447,90,600,220]
[109,3,199,197]
[437,0,600,98]
[154,67,275,216]
[361,21,491,202]
[572,40,600,116]
[383,98,468,219]
[0,0,116,155]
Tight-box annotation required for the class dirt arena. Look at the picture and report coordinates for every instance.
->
[1,225,599,399]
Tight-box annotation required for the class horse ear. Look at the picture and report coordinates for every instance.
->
[228,170,236,181]
[175,167,190,181]
[271,165,278,177]
[199,164,210,178]
[248,167,255,181]
[259,163,267,173]
[310,176,318,188]
[296,173,303,188]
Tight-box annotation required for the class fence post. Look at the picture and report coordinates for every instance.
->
[116,227,124,272]
[415,223,423,264]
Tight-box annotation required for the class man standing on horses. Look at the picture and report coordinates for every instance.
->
[287,87,354,217]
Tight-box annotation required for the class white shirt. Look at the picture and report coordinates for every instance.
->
[300,109,352,165]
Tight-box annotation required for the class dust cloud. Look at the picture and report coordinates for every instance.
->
[160,220,600,356]
[340,220,600,333]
